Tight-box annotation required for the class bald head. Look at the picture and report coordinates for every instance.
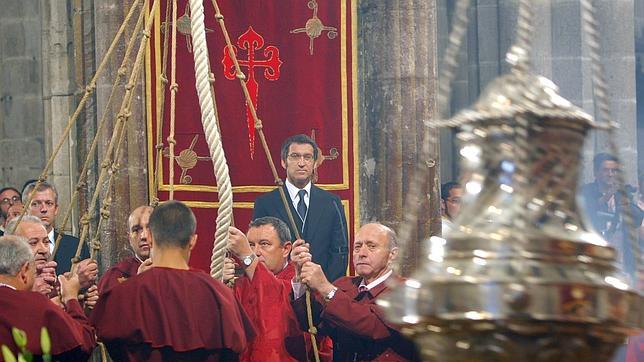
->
[128,206,153,260]
[352,223,398,284]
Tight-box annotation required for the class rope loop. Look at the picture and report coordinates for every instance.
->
[142,30,151,38]
[170,83,179,92]
[85,82,97,94]
[308,326,318,335]
[208,72,216,83]
[101,160,110,169]
[160,74,169,84]
[155,143,165,150]
[90,239,102,250]
[236,72,246,80]
[80,214,91,226]
[117,66,128,77]
[76,181,87,191]
[215,14,224,21]
[100,207,111,220]
[166,136,176,145]
[254,118,263,130]
[150,197,160,207]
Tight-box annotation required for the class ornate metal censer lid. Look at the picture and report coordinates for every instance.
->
[379,13,642,362]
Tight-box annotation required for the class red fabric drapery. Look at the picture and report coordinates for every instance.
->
[146,0,358,273]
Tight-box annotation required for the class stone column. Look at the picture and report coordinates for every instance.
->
[452,0,638,183]
[93,0,148,269]
[0,1,45,187]
[358,0,441,274]
[41,0,78,234]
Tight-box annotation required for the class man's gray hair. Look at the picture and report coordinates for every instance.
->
[4,215,45,236]
[249,216,292,246]
[0,236,33,276]
[22,181,58,205]
[379,223,398,250]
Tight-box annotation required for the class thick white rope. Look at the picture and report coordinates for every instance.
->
[188,0,233,280]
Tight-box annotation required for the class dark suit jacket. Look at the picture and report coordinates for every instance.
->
[292,276,420,361]
[53,230,89,275]
[253,184,349,282]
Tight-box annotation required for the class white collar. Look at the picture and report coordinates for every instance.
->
[359,269,393,291]
[285,179,311,202]
[0,283,16,290]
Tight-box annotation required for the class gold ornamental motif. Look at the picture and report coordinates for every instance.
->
[162,4,213,53]
[163,134,211,184]
[290,0,338,55]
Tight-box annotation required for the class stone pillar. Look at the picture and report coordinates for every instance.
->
[41,0,78,234]
[358,0,441,274]
[636,0,644,174]
[0,1,45,187]
[93,0,148,269]
[450,0,638,183]
[592,0,638,184]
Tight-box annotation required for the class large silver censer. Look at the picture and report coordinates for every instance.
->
[379,57,643,361]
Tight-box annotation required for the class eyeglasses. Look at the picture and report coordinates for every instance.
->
[287,153,314,163]
[0,195,20,205]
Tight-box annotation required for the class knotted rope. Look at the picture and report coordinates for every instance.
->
[188,0,233,281]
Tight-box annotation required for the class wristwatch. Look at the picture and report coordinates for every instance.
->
[241,253,256,267]
[324,287,338,302]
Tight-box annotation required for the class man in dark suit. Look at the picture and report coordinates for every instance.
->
[22,181,95,281]
[253,134,348,282]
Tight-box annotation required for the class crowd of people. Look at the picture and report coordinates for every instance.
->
[0,134,420,361]
[1,135,641,361]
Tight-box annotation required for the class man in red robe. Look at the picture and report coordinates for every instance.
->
[5,215,57,296]
[6,215,98,298]
[91,200,255,361]
[291,222,420,361]
[97,205,153,293]
[223,216,331,361]
[0,235,96,361]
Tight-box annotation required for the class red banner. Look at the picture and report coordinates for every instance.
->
[146,0,358,272]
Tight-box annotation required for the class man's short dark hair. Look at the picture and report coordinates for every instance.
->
[0,187,20,197]
[249,216,292,246]
[593,152,618,172]
[148,200,196,248]
[22,181,58,205]
[280,134,319,161]
[441,181,461,201]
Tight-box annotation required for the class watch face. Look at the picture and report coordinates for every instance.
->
[243,255,253,266]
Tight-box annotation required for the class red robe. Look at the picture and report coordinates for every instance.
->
[0,286,96,361]
[233,262,331,362]
[292,275,420,361]
[91,267,256,361]
[96,256,141,293]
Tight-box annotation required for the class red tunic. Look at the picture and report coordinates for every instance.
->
[97,256,141,293]
[91,267,256,361]
[233,262,331,362]
[292,275,420,361]
[0,286,96,361]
